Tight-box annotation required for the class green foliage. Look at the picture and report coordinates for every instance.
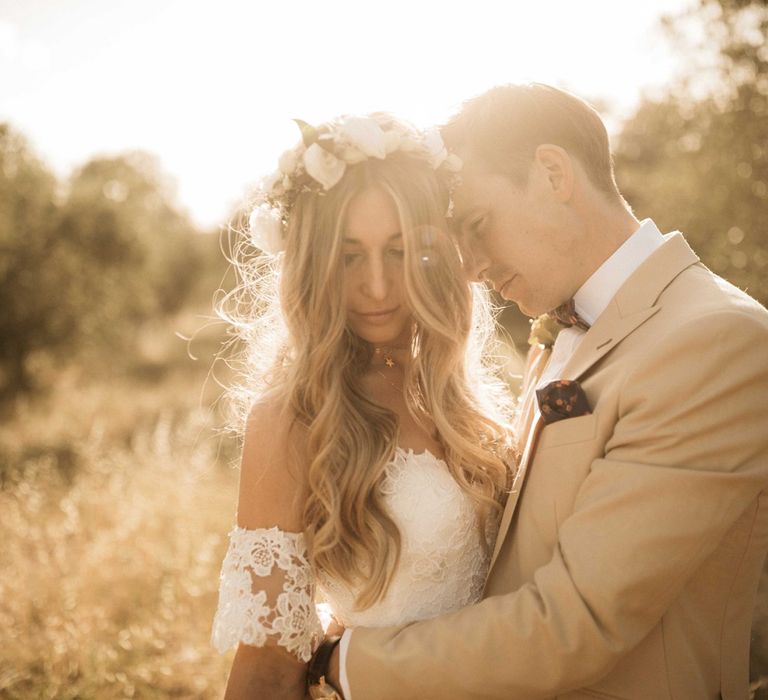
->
[68,152,204,310]
[613,1,768,688]
[614,0,768,305]
[0,128,209,399]
[0,125,65,395]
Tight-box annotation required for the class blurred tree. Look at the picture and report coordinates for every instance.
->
[0,127,204,399]
[614,0,768,304]
[0,124,62,396]
[59,152,202,348]
[618,1,768,691]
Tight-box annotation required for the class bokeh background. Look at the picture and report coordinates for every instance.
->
[1,0,767,697]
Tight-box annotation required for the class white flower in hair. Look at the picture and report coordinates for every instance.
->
[444,152,463,172]
[278,148,300,176]
[422,128,449,169]
[383,130,402,154]
[398,133,421,152]
[337,116,387,160]
[262,171,282,194]
[249,202,284,255]
[303,143,347,191]
[336,143,369,164]
[253,114,464,227]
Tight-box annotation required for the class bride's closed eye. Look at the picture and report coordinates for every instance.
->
[465,215,487,239]
[343,248,403,267]
[344,252,362,266]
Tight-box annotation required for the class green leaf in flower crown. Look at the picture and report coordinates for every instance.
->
[293,119,319,147]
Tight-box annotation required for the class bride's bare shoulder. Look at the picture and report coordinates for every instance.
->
[237,392,308,531]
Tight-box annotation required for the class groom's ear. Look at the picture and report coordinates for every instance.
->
[533,144,574,202]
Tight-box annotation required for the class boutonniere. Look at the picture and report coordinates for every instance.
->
[528,314,566,349]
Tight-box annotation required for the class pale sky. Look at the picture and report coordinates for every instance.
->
[1,0,694,229]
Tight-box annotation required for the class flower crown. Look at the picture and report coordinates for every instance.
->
[248,113,463,255]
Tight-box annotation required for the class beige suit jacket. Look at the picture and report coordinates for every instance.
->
[347,234,768,699]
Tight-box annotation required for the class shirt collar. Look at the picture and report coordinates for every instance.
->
[574,218,666,326]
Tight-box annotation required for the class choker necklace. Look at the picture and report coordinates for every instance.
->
[373,345,407,368]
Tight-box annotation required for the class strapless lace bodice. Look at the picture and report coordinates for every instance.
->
[317,447,495,627]
[211,447,497,660]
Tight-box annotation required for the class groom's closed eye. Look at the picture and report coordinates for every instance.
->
[458,215,489,251]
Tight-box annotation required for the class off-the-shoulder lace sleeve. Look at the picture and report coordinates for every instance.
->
[211,526,324,662]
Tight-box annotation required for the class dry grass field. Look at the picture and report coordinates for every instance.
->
[0,314,238,699]
[0,311,766,699]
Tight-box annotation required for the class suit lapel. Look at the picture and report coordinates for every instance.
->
[516,344,552,449]
[489,408,544,571]
[487,347,552,571]
[560,305,660,382]
[486,233,701,577]
[562,233,699,381]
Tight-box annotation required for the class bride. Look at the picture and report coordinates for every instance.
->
[211,113,514,698]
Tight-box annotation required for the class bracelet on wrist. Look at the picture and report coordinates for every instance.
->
[307,636,342,699]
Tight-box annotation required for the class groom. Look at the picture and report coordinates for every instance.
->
[324,83,768,699]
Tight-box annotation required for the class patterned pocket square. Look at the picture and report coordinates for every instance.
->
[536,379,592,425]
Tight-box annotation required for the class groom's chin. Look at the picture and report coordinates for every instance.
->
[514,300,542,319]
[515,293,557,319]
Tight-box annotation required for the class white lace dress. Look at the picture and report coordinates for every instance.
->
[211,447,498,662]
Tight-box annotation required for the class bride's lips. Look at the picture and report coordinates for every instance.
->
[353,307,400,324]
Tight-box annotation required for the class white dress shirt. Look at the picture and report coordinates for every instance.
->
[340,218,667,698]
[538,218,665,386]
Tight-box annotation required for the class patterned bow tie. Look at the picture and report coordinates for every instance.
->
[549,299,590,332]
[536,379,592,425]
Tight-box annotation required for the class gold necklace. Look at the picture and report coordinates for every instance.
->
[373,344,408,368]
[374,367,403,393]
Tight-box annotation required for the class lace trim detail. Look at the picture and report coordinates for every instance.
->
[211,526,323,662]
[316,447,499,628]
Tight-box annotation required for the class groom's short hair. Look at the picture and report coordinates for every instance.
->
[442,83,623,201]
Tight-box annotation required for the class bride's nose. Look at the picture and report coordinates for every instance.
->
[362,256,391,300]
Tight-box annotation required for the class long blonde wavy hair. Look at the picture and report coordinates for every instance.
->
[219,131,513,608]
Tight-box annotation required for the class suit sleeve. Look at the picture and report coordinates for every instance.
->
[345,310,768,700]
